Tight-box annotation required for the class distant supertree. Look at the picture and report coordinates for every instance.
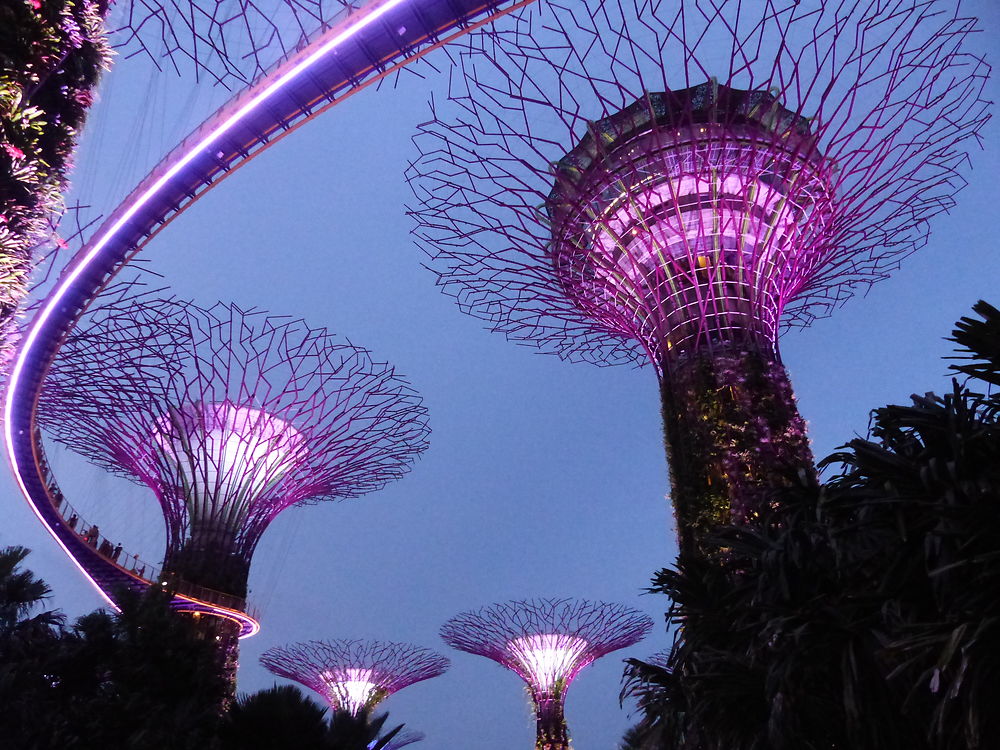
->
[39,293,429,684]
[260,639,449,715]
[441,598,653,749]
[407,0,991,553]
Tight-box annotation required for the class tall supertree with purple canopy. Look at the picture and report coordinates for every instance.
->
[407,0,991,554]
[38,293,429,685]
[441,598,653,749]
[260,639,449,716]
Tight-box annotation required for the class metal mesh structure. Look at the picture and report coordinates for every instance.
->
[441,598,653,749]
[110,0,354,87]
[407,0,990,553]
[407,0,991,368]
[38,291,430,598]
[260,639,450,715]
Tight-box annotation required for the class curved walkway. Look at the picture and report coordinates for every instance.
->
[5,0,532,638]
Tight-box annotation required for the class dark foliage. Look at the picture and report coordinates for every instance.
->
[218,684,409,750]
[0,547,418,749]
[0,549,227,748]
[219,685,331,749]
[623,300,1000,750]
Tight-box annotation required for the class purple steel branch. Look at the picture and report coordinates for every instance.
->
[39,293,429,598]
[407,0,991,368]
[407,0,991,552]
[112,0,353,87]
[260,639,449,714]
[441,598,652,749]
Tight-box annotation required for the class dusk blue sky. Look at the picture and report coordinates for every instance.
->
[2,2,997,747]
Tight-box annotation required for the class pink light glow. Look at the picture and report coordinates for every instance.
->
[2,0,415,616]
[552,123,835,358]
[321,667,380,715]
[153,402,305,533]
[507,633,590,693]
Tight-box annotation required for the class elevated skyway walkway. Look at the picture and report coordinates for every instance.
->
[5,0,532,636]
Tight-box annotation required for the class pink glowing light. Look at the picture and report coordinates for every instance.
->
[153,402,306,533]
[555,127,835,357]
[507,633,590,693]
[322,667,381,715]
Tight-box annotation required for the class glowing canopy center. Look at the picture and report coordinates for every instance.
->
[152,402,305,532]
[508,633,589,693]
[322,667,380,715]
[548,86,834,357]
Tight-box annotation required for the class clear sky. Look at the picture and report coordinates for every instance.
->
[2,2,997,747]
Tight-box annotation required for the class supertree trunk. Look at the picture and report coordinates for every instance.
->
[659,345,815,556]
[164,529,252,600]
[534,695,570,750]
[187,612,241,709]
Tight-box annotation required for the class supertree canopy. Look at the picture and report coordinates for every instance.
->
[38,294,430,602]
[260,639,449,715]
[407,0,991,553]
[440,598,653,749]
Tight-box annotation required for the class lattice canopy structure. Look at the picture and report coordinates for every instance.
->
[39,293,430,600]
[260,639,450,715]
[440,598,653,749]
[547,84,835,362]
[407,0,991,552]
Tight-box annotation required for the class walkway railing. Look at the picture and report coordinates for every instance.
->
[37,429,258,625]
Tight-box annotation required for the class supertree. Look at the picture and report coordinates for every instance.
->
[38,293,430,689]
[260,639,449,716]
[407,0,992,554]
[440,598,653,749]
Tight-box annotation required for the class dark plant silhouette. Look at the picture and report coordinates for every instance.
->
[219,683,412,750]
[0,548,227,748]
[624,301,1000,750]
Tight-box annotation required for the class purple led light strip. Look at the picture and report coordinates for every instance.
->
[4,0,530,633]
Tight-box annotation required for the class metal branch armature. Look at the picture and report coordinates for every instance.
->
[260,639,450,714]
[407,0,991,368]
[38,289,430,598]
[441,598,653,749]
[406,0,991,554]
[110,0,355,87]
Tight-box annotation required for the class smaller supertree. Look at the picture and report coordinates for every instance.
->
[441,598,653,750]
[260,639,449,716]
